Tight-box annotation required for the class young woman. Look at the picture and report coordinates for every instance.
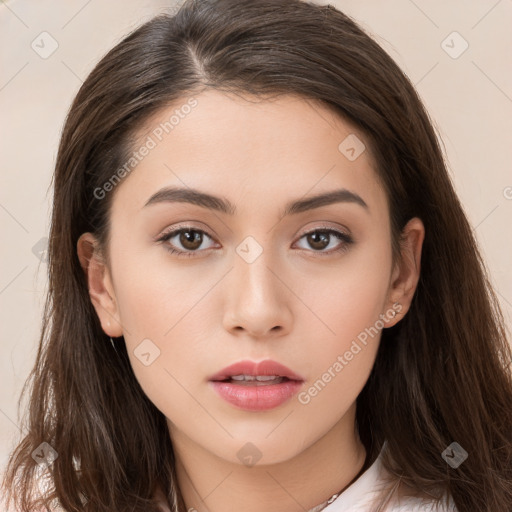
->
[2,1,511,511]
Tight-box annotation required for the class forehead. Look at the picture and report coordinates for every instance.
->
[111,89,387,218]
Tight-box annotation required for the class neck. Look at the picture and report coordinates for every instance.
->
[168,405,367,512]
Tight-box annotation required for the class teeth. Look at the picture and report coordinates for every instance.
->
[230,375,282,382]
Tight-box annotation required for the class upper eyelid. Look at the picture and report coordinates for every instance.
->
[157,224,216,242]
[158,223,350,237]
[157,224,351,247]
[300,224,350,236]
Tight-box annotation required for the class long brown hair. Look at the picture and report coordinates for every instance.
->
[2,1,511,511]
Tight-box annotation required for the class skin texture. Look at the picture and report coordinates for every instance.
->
[77,90,424,512]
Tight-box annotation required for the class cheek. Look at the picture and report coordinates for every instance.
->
[297,239,391,399]
[108,248,214,411]
[111,244,199,340]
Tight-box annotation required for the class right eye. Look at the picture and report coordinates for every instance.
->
[156,226,218,257]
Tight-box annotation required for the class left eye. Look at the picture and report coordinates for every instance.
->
[156,227,353,258]
[294,229,353,254]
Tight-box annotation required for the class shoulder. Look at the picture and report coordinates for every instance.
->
[385,493,458,512]
[383,479,458,512]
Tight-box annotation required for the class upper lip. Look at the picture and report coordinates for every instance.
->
[208,359,305,382]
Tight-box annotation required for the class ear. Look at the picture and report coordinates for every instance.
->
[76,232,123,337]
[384,217,425,327]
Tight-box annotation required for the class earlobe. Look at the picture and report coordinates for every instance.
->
[76,233,123,337]
[384,217,425,327]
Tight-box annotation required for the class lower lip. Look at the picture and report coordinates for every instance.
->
[209,379,303,411]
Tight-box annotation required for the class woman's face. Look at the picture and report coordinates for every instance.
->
[80,90,422,466]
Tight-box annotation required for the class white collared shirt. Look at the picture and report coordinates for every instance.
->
[322,446,458,512]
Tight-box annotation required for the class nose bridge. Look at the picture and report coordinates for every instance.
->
[233,234,280,305]
[223,234,291,336]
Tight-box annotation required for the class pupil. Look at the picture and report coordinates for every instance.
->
[181,230,201,250]
[309,232,329,250]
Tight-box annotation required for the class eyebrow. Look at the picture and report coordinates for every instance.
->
[143,186,369,216]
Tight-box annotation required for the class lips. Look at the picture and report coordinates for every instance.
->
[208,359,305,383]
[208,359,305,411]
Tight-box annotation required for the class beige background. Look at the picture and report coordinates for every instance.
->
[1,0,511,481]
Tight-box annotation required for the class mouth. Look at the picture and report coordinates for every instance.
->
[213,375,293,386]
[208,359,304,411]
[208,359,305,383]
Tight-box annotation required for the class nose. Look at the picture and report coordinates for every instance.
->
[222,248,293,339]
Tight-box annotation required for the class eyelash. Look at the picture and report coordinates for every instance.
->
[156,225,354,258]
